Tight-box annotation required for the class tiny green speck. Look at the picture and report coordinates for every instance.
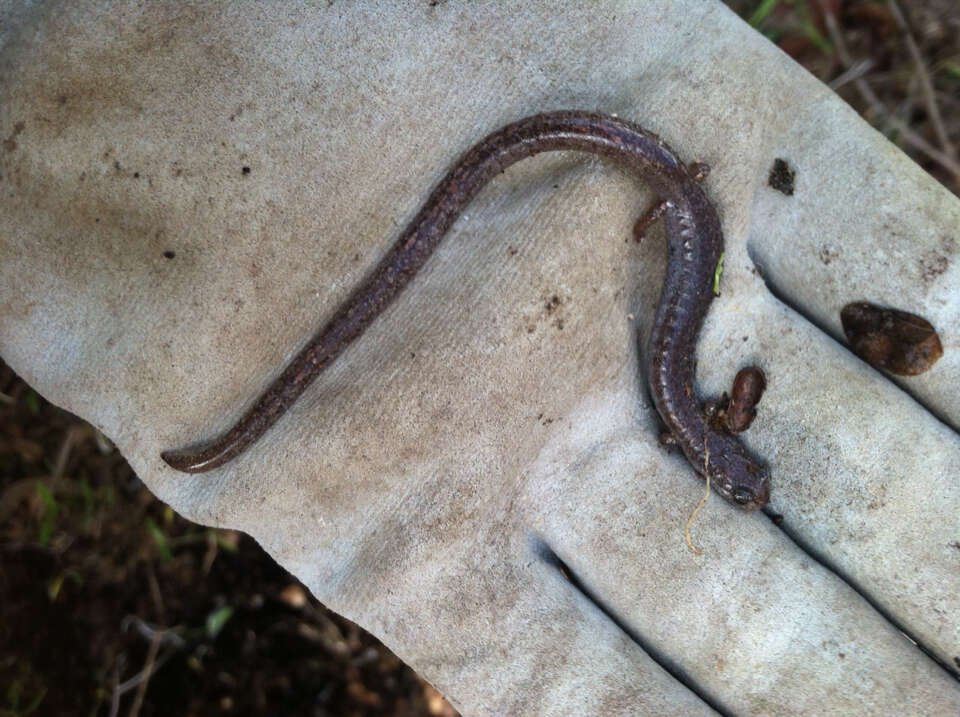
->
[146,518,173,562]
[712,253,725,295]
[747,0,780,27]
[34,481,58,545]
[205,605,234,639]
[25,390,41,415]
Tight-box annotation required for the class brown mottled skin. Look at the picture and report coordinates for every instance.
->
[161,111,771,510]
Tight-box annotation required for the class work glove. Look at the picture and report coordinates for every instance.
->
[2,2,957,713]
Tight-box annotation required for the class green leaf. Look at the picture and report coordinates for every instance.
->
[747,0,780,27]
[205,605,234,639]
[24,390,41,415]
[34,482,58,546]
[2,680,46,716]
[146,518,173,562]
[20,686,46,715]
[5,679,20,709]
[712,253,725,295]
[47,573,64,602]
[797,1,832,54]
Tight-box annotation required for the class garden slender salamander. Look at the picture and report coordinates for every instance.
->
[162,111,771,510]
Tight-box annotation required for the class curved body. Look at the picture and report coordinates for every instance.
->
[161,111,771,510]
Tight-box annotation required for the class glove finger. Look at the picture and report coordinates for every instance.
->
[525,384,960,715]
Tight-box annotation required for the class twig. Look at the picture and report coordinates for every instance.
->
[121,615,185,649]
[684,440,711,555]
[110,617,186,710]
[823,9,960,184]
[145,561,166,623]
[108,656,123,717]
[828,58,874,91]
[127,630,161,717]
[202,530,218,575]
[114,648,180,697]
[53,424,92,481]
[886,0,958,167]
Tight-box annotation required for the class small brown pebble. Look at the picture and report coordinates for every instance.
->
[726,367,766,433]
[841,302,943,376]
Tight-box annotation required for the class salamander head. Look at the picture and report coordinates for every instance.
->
[706,437,771,511]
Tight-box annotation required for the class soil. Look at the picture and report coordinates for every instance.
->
[0,360,458,717]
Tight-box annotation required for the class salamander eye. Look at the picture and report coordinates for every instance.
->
[732,487,755,505]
